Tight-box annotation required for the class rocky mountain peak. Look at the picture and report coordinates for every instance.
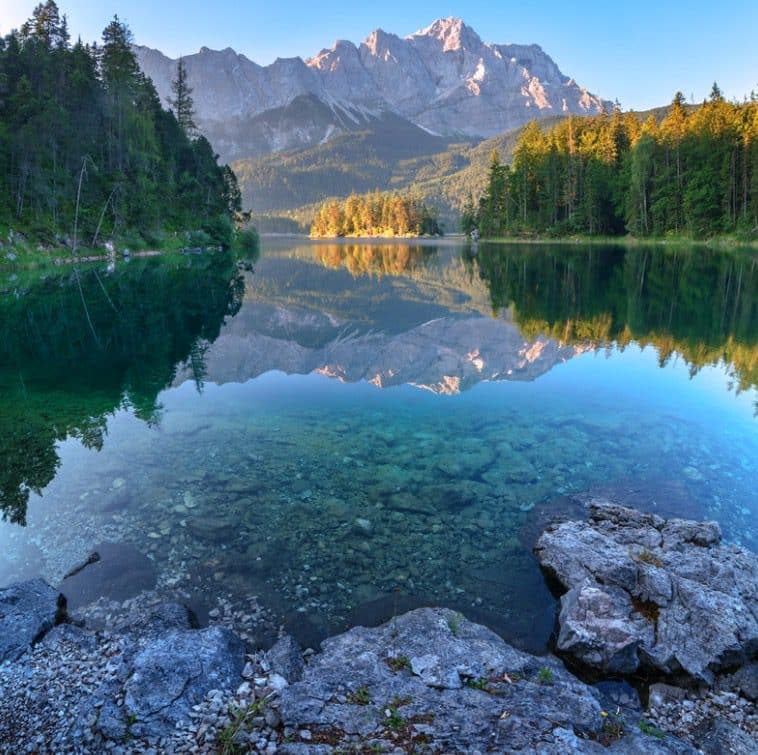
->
[134,19,609,161]
[361,28,403,57]
[409,17,482,52]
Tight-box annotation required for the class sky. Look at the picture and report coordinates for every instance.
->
[1,0,756,110]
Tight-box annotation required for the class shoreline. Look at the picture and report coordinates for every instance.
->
[477,234,758,250]
[0,501,755,753]
[3,233,755,272]
[0,246,233,272]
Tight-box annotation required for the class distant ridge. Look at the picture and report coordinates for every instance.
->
[135,17,608,162]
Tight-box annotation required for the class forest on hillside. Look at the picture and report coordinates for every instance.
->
[0,1,241,251]
[310,192,442,238]
[468,90,758,239]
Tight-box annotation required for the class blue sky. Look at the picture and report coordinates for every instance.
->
[1,0,756,110]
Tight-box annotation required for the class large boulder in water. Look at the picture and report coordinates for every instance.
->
[534,501,758,684]
[0,578,66,663]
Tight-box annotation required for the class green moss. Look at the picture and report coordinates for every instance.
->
[638,719,666,739]
[465,677,492,692]
[386,655,412,673]
[537,667,554,685]
[446,611,463,636]
[346,686,371,705]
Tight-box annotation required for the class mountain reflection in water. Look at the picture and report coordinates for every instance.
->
[0,241,755,649]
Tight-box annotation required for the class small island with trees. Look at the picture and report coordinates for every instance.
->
[310,191,442,238]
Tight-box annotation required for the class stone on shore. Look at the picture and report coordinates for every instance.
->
[279,606,695,753]
[266,633,305,684]
[534,501,758,683]
[0,578,66,664]
[122,625,245,738]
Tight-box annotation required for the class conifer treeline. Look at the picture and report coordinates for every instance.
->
[311,192,442,238]
[0,1,241,247]
[467,89,758,239]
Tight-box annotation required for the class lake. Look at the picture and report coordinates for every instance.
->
[0,240,756,652]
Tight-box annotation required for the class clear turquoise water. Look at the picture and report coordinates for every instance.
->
[0,241,756,650]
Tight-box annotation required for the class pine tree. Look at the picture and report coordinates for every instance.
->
[0,4,241,246]
[20,1,68,48]
[169,57,197,137]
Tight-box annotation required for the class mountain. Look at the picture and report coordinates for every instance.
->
[135,17,609,224]
[135,18,607,158]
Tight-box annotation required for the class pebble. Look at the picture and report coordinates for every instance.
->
[646,683,758,746]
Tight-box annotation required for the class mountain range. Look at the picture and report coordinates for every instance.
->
[135,18,610,226]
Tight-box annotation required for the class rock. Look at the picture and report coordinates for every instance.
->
[592,679,641,713]
[117,602,198,640]
[556,579,654,674]
[269,673,289,692]
[727,662,758,702]
[120,626,245,738]
[266,634,305,684]
[186,515,236,543]
[409,653,463,689]
[385,492,436,515]
[60,542,157,609]
[692,717,758,754]
[97,701,129,740]
[40,623,99,653]
[649,683,687,707]
[279,607,694,753]
[0,578,66,664]
[534,501,758,684]
[353,517,373,536]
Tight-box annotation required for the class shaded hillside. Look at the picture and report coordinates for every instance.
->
[234,117,563,229]
[237,105,700,231]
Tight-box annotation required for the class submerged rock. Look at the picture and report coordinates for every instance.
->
[0,578,66,663]
[534,501,758,684]
[279,607,694,753]
[59,542,157,609]
[186,514,237,543]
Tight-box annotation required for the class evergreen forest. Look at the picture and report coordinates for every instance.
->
[0,1,241,251]
[468,90,758,239]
